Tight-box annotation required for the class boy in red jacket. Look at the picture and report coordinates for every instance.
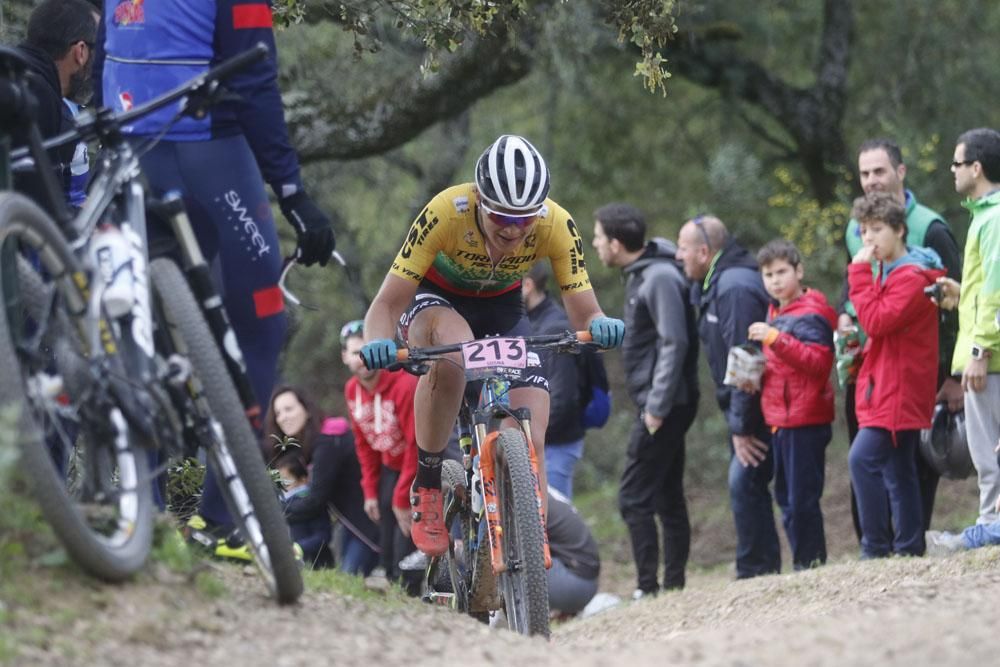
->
[341,321,419,583]
[748,240,837,569]
[847,192,944,558]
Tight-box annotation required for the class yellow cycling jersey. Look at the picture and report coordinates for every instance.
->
[389,183,592,297]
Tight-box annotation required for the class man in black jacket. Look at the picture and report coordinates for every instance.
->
[523,262,608,499]
[11,0,99,211]
[676,214,781,579]
[593,203,699,596]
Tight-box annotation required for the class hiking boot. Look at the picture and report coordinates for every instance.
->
[410,484,448,557]
[925,530,968,557]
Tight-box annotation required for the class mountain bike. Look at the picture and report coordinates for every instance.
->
[0,44,302,603]
[395,330,597,638]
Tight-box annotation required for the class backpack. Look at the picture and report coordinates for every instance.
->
[577,350,611,429]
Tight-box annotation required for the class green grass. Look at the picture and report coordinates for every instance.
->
[304,568,414,607]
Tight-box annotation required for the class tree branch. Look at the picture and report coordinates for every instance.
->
[289,32,531,164]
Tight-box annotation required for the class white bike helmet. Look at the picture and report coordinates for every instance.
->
[474,135,550,212]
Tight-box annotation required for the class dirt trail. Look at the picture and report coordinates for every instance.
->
[9,545,999,667]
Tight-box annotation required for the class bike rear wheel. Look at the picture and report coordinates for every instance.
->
[0,192,155,580]
[494,427,550,637]
[149,258,302,604]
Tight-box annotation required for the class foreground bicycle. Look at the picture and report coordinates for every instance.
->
[395,330,598,638]
[0,44,301,602]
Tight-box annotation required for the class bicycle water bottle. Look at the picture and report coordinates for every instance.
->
[91,224,135,318]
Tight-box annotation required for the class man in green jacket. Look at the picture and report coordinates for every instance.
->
[838,138,963,540]
[947,128,1000,524]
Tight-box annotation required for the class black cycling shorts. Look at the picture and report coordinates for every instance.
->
[398,283,548,391]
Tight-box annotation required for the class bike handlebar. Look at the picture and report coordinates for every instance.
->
[9,42,269,160]
[395,331,594,363]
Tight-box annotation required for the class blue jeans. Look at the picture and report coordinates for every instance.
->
[962,521,1000,548]
[340,530,379,576]
[545,438,584,499]
[773,425,830,569]
[546,557,598,615]
[728,429,781,578]
[849,428,923,557]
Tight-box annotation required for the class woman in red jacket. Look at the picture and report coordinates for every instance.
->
[748,239,836,569]
[847,192,944,558]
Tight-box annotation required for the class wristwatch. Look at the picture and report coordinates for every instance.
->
[971,343,992,360]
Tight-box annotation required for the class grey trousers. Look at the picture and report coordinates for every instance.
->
[964,375,1000,523]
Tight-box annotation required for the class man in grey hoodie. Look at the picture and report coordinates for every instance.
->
[592,203,699,596]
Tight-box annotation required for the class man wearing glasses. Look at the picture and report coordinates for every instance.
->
[837,138,962,544]
[11,0,100,211]
[359,134,625,556]
[676,214,780,579]
[937,129,1000,526]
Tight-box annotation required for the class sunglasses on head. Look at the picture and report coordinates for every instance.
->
[480,200,541,228]
[339,320,364,343]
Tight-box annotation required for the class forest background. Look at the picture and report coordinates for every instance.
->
[3,0,999,570]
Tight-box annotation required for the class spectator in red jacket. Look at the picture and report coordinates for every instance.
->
[847,192,944,558]
[748,239,836,569]
[341,320,419,585]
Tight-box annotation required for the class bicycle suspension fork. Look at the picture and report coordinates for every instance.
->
[156,193,262,431]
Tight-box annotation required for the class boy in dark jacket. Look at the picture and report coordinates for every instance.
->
[847,192,944,558]
[747,240,836,569]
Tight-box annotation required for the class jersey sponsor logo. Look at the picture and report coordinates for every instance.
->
[391,262,421,280]
[112,0,145,27]
[223,190,272,258]
[232,3,274,29]
[496,254,535,269]
[118,91,134,111]
[453,249,489,264]
[399,209,439,259]
[453,196,470,213]
[463,230,478,247]
[566,218,586,275]
[523,232,537,248]
[561,280,590,292]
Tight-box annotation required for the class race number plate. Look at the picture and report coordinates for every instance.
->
[462,338,527,369]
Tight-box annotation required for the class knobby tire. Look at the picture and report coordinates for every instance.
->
[149,258,302,604]
[495,428,550,637]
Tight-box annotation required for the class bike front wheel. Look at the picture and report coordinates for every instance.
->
[150,258,302,604]
[494,427,550,637]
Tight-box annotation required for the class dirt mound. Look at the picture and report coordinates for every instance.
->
[7,545,999,666]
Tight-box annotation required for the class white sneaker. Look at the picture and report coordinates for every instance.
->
[632,588,657,601]
[925,530,967,557]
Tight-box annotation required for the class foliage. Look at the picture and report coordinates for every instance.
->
[305,566,412,605]
[166,458,205,522]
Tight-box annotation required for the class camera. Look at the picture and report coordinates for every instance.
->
[924,283,943,302]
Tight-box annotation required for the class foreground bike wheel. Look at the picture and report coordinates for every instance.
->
[0,192,154,580]
[495,427,550,637]
[149,258,302,604]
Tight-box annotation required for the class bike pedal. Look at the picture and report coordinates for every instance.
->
[423,591,456,608]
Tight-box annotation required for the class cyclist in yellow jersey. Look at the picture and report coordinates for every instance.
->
[360,135,624,556]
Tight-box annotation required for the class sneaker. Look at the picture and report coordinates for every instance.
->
[925,530,968,557]
[632,588,658,601]
[410,484,449,557]
[184,515,253,562]
[398,549,430,572]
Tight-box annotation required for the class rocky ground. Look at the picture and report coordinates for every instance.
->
[6,540,999,667]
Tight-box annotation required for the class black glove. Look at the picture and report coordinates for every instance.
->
[279,190,335,267]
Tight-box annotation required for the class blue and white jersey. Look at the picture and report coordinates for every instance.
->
[62,99,89,208]
[101,0,301,192]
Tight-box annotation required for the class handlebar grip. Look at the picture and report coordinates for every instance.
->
[396,349,410,362]
[205,42,269,85]
[576,331,593,343]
